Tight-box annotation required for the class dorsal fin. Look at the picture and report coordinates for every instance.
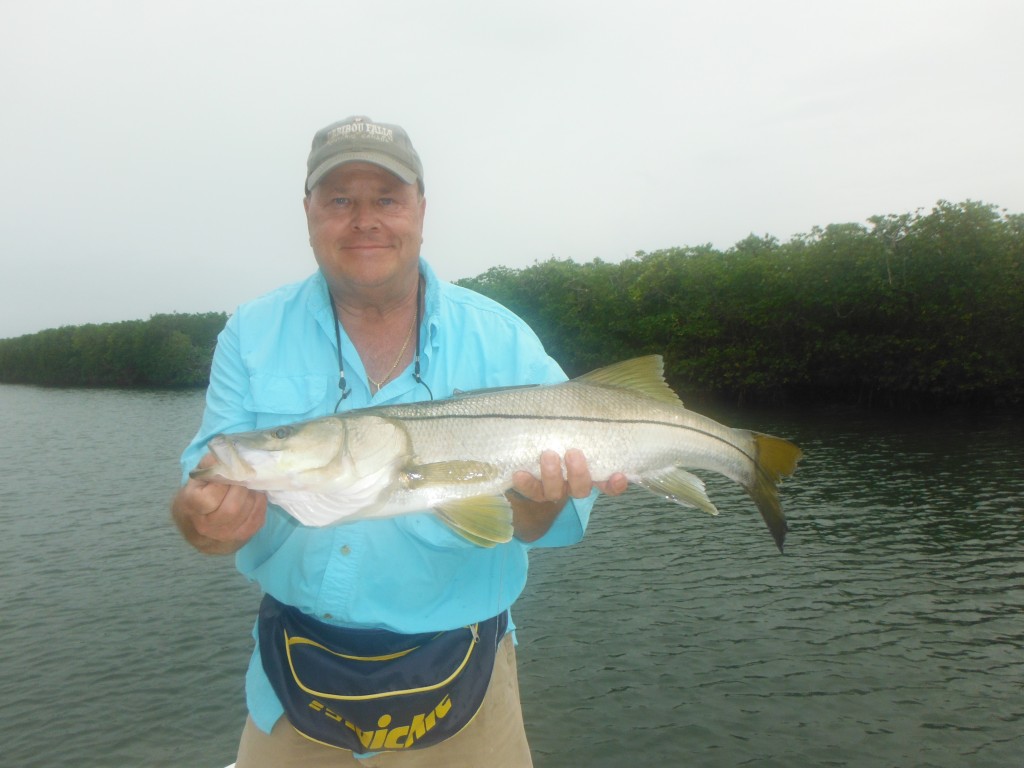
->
[575,355,683,406]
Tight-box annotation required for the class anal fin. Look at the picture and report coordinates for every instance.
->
[638,467,719,516]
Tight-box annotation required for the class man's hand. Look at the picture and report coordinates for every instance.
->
[170,453,267,555]
[509,448,628,542]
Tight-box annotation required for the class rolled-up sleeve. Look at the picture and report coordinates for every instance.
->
[180,315,255,482]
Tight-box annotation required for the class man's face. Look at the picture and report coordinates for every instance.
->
[304,162,426,293]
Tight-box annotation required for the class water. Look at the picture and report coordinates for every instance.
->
[1,387,1021,767]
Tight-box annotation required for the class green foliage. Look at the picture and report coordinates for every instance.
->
[459,200,1024,408]
[0,312,226,388]
[3,199,1020,406]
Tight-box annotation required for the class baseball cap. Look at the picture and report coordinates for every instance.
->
[305,116,423,194]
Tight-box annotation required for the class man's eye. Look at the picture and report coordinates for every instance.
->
[332,197,350,206]
[379,198,394,206]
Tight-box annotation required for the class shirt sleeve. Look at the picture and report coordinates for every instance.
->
[179,314,254,482]
[527,490,597,549]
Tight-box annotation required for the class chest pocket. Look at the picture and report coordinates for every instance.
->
[245,374,331,427]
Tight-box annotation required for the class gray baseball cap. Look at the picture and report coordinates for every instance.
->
[305,116,423,194]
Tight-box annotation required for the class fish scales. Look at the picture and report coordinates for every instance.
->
[378,382,749,486]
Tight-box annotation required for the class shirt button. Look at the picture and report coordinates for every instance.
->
[340,545,351,556]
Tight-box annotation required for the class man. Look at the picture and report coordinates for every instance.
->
[172,116,626,767]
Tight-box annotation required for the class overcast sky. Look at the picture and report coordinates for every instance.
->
[1,0,1021,339]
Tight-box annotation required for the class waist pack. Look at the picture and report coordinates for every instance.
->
[258,594,508,753]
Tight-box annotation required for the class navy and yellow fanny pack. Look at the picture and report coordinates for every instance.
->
[258,594,508,753]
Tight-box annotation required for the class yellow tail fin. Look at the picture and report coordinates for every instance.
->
[748,433,802,552]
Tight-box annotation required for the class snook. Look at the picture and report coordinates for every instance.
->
[191,356,802,551]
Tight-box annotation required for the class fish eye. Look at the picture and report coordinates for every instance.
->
[273,427,292,440]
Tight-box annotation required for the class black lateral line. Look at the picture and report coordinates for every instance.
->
[394,412,757,465]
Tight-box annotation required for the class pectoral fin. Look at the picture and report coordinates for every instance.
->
[434,495,514,547]
[638,467,719,516]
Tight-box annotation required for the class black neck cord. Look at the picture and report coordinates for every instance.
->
[330,273,432,412]
[412,274,433,401]
[330,294,351,410]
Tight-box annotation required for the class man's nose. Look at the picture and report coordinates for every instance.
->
[351,202,379,230]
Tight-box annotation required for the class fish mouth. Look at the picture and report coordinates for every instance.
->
[207,434,235,461]
[195,435,254,482]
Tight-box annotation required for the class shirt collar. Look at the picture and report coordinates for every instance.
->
[417,258,442,354]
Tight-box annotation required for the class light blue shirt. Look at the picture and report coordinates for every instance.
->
[180,260,594,734]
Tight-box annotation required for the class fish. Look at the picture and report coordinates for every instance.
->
[191,356,802,551]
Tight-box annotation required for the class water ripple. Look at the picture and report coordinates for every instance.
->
[518,408,1024,767]
[2,388,1022,767]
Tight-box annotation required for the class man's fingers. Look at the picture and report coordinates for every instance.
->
[193,495,262,540]
[539,450,566,502]
[563,448,593,499]
[512,450,629,503]
[217,489,267,541]
[598,473,629,496]
[196,452,218,469]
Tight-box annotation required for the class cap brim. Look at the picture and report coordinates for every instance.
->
[306,152,418,192]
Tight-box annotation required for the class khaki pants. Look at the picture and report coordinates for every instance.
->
[235,634,533,768]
